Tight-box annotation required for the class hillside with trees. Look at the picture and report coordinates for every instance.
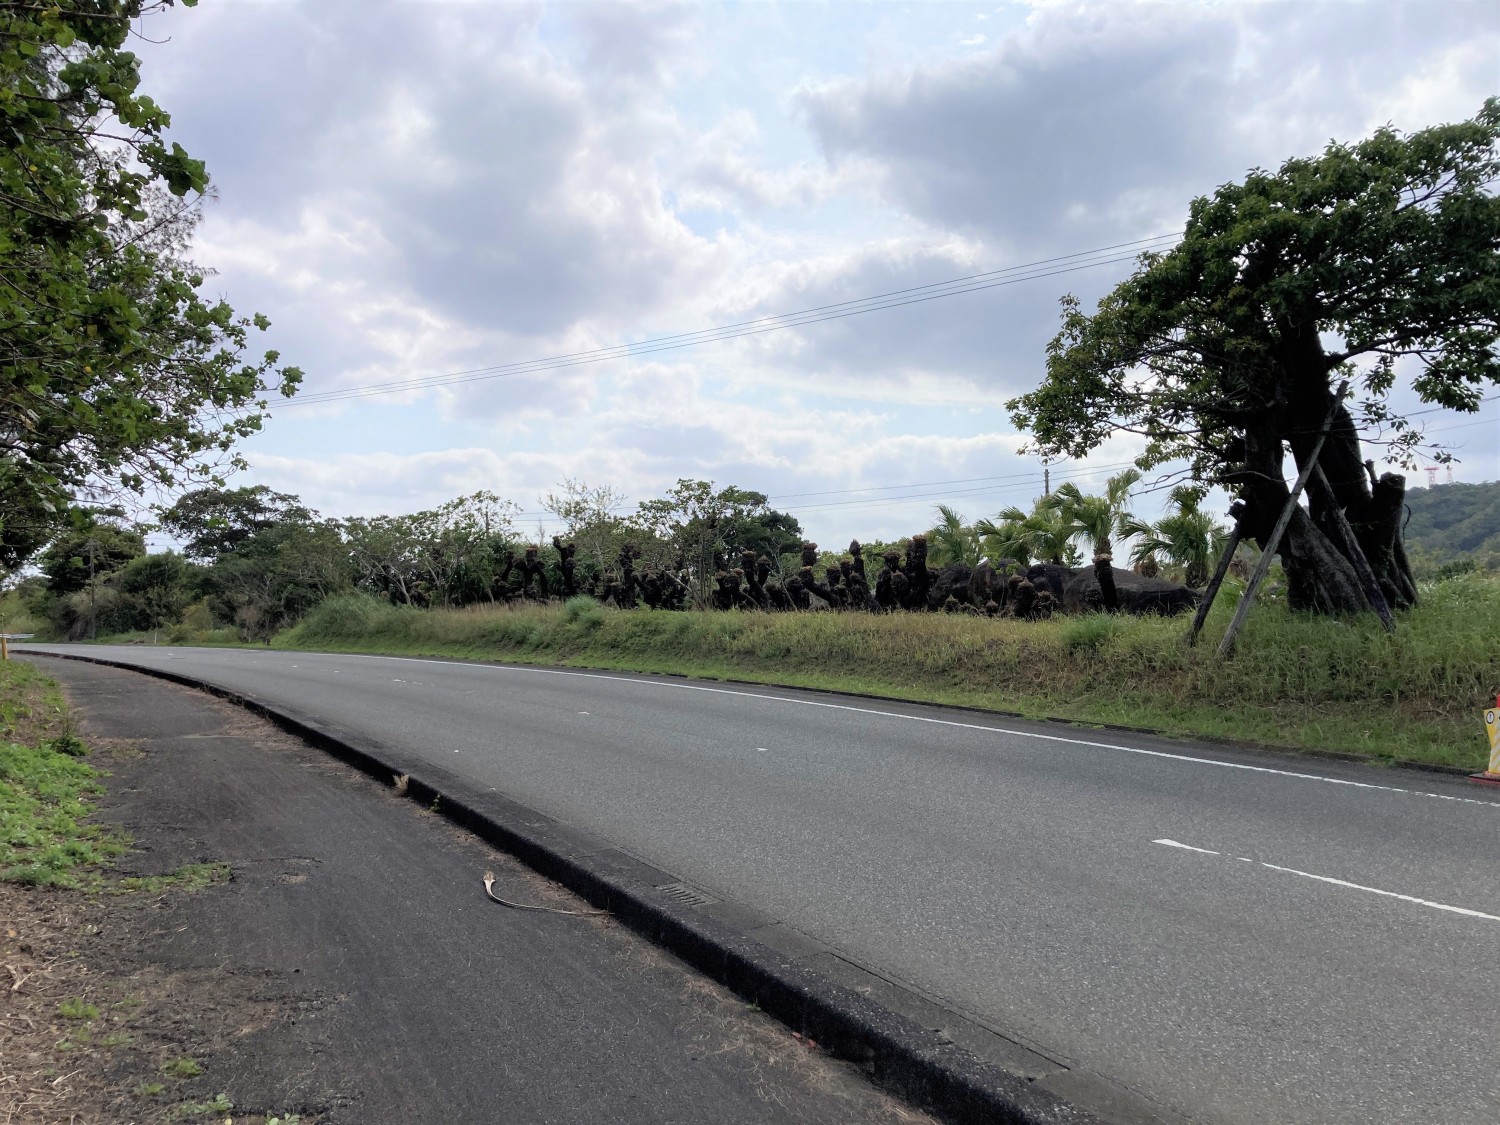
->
[1403,481,1500,571]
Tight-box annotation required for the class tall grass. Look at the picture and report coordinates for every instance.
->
[278,576,1500,770]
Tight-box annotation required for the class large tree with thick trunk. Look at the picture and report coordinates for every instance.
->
[1008,101,1499,615]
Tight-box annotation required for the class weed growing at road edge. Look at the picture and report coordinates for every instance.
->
[173,1092,233,1118]
[57,997,100,1021]
[162,1055,204,1078]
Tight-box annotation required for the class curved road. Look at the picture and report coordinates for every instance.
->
[25,645,1500,1124]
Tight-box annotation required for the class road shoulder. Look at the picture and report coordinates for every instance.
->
[10,655,931,1125]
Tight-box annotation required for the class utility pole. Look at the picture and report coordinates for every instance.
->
[87,538,97,641]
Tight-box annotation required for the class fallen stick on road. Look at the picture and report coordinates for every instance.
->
[482,870,609,917]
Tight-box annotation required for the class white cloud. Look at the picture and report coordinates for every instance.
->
[127,0,1496,545]
[797,1,1499,251]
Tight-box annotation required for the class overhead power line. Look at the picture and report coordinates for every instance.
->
[274,234,1182,409]
[1395,393,1499,419]
[772,462,1140,517]
[508,459,1139,523]
[763,462,1088,502]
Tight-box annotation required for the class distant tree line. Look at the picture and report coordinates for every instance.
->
[10,471,1237,642]
[13,480,804,639]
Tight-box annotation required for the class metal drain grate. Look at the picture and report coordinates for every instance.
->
[656,881,719,908]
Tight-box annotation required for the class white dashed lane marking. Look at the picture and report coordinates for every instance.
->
[1152,839,1500,922]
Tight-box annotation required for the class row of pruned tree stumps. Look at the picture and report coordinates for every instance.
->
[506,534,1068,619]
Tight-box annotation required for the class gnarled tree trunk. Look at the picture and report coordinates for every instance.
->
[1287,393,1416,613]
[1230,362,1416,616]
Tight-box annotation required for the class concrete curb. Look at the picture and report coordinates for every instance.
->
[25,649,1102,1125]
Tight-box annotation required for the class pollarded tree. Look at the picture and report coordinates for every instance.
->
[1008,101,1500,615]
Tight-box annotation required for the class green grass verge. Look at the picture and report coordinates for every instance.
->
[272,574,1500,772]
[1,662,237,890]
[0,661,124,885]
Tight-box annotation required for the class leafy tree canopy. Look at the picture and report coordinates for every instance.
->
[115,549,188,632]
[541,478,648,576]
[635,480,802,569]
[1009,100,1500,614]
[38,515,144,595]
[344,491,518,608]
[157,485,313,561]
[1,0,301,559]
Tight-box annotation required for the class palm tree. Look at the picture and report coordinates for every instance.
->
[1044,469,1142,560]
[975,501,1078,568]
[1122,486,1228,588]
[927,504,981,567]
[1042,469,1142,611]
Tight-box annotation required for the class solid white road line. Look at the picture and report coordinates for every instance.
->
[319,653,1500,809]
[58,647,1497,810]
[1152,839,1500,922]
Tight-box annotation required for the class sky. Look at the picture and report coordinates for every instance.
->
[132,0,1500,545]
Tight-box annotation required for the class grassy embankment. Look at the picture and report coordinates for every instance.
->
[276,573,1500,771]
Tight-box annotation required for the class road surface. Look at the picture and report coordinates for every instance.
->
[29,657,924,1125]
[25,644,1500,1124]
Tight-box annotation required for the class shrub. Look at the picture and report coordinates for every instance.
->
[45,732,88,758]
[562,595,605,631]
[1061,613,1123,655]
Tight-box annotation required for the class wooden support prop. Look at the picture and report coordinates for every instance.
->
[1,637,8,662]
[1309,463,1396,634]
[1217,381,1348,659]
[1187,503,1244,645]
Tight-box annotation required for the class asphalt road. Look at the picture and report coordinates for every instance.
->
[31,657,927,1125]
[26,644,1500,1125]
